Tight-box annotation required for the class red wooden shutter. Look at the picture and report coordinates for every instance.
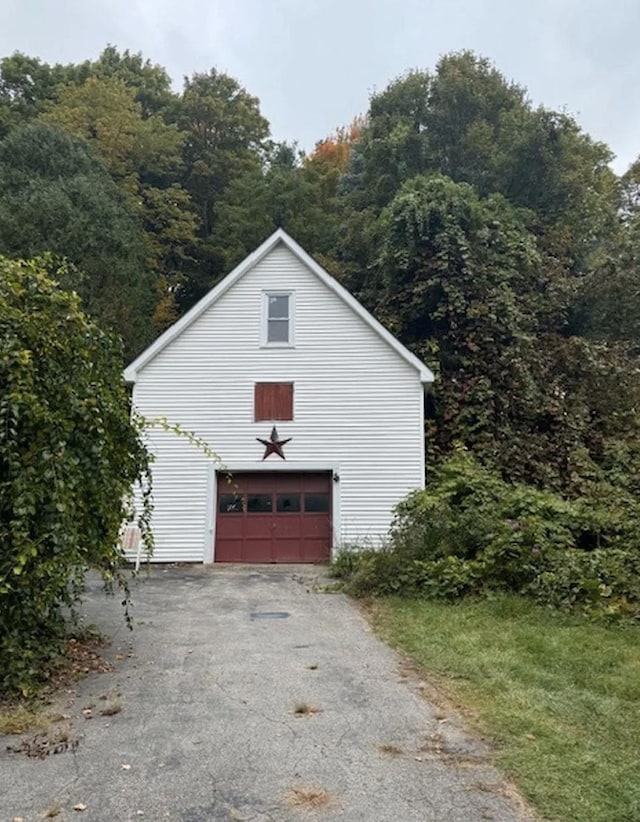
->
[254,383,294,421]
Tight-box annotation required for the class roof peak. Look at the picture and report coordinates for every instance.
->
[124,231,434,386]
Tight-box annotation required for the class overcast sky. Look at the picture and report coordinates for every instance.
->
[1,0,637,172]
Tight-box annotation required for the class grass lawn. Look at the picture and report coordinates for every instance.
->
[370,595,640,822]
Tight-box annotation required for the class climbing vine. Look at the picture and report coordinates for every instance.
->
[0,256,153,695]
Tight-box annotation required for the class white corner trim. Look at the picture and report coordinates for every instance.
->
[203,462,215,563]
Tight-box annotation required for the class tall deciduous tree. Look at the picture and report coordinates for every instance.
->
[209,141,342,288]
[0,52,88,136]
[341,52,618,274]
[0,123,155,358]
[43,76,184,190]
[90,45,175,117]
[573,155,640,346]
[43,77,199,327]
[179,69,269,235]
[0,46,172,136]
[373,175,640,494]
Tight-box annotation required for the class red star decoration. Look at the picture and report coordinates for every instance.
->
[257,426,291,460]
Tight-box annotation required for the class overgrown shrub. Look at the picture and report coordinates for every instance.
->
[0,256,153,695]
[335,448,640,618]
[526,548,640,618]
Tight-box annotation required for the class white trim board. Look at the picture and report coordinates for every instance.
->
[219,461,340,473]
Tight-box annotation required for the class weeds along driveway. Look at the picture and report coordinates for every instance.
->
[1,566,534,822]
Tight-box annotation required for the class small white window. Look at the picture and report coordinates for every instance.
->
[262,292,294,346]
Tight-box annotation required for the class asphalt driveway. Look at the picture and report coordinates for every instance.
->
[1,566,533,821]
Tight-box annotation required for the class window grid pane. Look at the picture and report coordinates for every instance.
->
[277,493,301,513]
[247,494,273,513]
[267,318,289,343]
[268,295,289,319]
[304,493,329,513]
[219,493,243,513]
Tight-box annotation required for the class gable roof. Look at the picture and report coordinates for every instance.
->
[124,229,434,385]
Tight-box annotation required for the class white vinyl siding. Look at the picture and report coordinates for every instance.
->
[130,243,425,562]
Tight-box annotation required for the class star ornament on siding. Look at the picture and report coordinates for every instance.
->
[257,426,291,460]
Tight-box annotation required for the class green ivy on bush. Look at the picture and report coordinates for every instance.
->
[0,256,153,695]
[335,448,640,619]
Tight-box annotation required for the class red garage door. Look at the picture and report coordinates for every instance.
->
[215,472,332,563]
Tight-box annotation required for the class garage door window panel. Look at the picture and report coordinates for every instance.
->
[247,494,272,513]
[219,493,243,513]
[277,493,300,513]
[304,493,330,513]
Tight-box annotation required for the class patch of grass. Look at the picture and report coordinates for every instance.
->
[371,594,640,822]
[0,632,113,747]
[0,703,51,735]
[285,787,331,810]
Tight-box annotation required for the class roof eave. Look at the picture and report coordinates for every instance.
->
[124,229,290,383]
[278,232,435,385]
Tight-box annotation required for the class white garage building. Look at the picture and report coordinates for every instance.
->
[124,229,434,563]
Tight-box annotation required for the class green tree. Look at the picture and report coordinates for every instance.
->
[209,141,342,287]
[0,256,152,695]
[170,69,270,306]
[373,175,640,493]
[573,155,640,345]
[90,45,175,117]
[42,76,199,324]
[0,52,88,136]
[43,76,184,192]
[178,69,270,236]
[0,122,155,358]
[341,52,617,274]
[0,46,172,136]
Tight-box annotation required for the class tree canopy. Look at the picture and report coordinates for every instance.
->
[0,43,638,496]
[0,122,156,358]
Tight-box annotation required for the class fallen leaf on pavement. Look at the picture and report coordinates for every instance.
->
[100,703,122,716]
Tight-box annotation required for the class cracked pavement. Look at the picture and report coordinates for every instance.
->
[0,566,535,821]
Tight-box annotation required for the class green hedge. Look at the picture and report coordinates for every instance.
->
[0,256,152,695]
[333,449,640,619]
